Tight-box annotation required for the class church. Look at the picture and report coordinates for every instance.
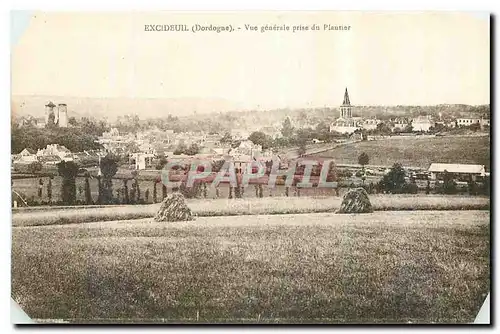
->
[329,88,361,134]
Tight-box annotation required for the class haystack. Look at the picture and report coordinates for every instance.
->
[337,187,373,214]
[154,193,193,222]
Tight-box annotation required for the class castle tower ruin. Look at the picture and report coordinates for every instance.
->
[44,101,56,124]
[57,103,68,127]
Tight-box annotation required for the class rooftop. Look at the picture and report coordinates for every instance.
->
[428,163,486,175]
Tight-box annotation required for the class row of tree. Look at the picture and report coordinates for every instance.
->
[11,117,107,154]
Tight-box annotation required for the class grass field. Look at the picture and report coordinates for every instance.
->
[12,195,490,227]
[313,135,490,169]
[12,210,490,323]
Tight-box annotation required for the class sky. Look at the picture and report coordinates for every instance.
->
[11,11,490,109]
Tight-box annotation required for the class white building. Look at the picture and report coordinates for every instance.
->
[17,149,38,163]
[37,144,73,161]
[362,118,381,131]
[412,116,433,132]
[457,118,481,127]
[329,88,361,134]
[391,118,411,132]
[428,163,486,182]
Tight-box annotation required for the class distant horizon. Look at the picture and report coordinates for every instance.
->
[11,94,491,113]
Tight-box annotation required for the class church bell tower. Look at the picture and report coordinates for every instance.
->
[340,87,352,119]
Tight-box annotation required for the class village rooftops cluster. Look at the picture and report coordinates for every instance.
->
[329,88,490,134]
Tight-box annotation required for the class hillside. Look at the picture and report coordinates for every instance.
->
[12,95,489,130]
[313,135,491,170]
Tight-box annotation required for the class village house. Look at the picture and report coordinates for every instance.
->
[428,163,487,182]
[194,150,221,162]
[480,118,491,129]
[391,117,411,132]
[131,152,155,170]
[411,115,433,132]
[362,118,381,131]
[456,118,481,127]
[213,147,231,156]
[38,155,63,165]
[37,144,73,161]
[200,133,223,149]
[233,140,262,157]
[17,148,38,163]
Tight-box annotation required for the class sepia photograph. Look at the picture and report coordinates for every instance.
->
[10,11,490,324]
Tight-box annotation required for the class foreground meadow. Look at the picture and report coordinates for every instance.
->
[12,210,489,323]
[12,194,490,227]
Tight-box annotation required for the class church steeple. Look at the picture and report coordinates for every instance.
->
[342,87,351,106]
[340,87,352,119]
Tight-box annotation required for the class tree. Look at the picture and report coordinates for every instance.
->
[47,176,53,204]
[248,131,272,150]
[297,140,307,157]
[358,152,369,169]
[57,161,79,205]
[100,154,119,204]
[375,122,392,135]
[155,155,168,170]
[162,184,167,200]
[28,161,42,174]
[84,172,92,204]
[403,124,414,133]
[46,113,56,129]
[315,121,330,134]
[132,170,141,202]
[153,180,158,203]
[38,178,44,198]
[378,163,407,194]
[123,179,130,204]
[185,143,200,156]
[174,142,188,155]
[358,152,369,184]
[68,117,78,127]
[212,160,225,173]
[220,132,232,144]
[442,170,457,194]
[469,122,481,132]
[281,117,294,138]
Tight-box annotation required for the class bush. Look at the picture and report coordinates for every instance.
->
[402,182,418,194]
[377,163,407,194]
[338,169,353,178]
[179,181,203,199]
[435,181,458,195]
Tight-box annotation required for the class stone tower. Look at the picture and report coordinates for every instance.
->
[45,101,56,124]
[340,87,352,119]
[57,103,68,127]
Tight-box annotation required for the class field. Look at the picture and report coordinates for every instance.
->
[12,195,490,227]
[12,210,490,323]
[313,135,490,169]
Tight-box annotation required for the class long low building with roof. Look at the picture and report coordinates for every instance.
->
[428,163,487,182]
